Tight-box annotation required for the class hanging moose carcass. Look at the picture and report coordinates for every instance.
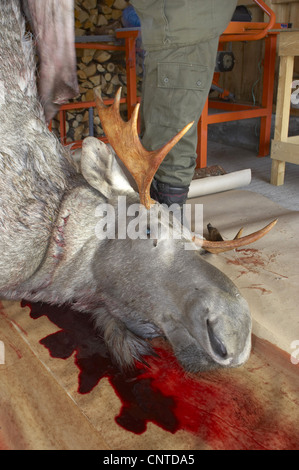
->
[0,0,276,373]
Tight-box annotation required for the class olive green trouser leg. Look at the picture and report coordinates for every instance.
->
[130,0,238,187]
[140,39,219,187]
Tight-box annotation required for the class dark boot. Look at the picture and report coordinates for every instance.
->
[150,178,189,207]
[150,179,190,228]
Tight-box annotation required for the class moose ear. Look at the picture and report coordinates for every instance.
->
[80,136,135,198]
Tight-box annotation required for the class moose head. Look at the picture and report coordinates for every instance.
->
[74,87,276,371]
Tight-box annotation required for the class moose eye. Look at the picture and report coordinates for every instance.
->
[146,226,158,246]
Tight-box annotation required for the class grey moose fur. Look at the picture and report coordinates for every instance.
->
[0,0,251,372]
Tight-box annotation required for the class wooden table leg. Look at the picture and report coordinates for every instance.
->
[196,99,209,169]
[270,53,295,186]
[259,34,277,157]
[270,159,285,185]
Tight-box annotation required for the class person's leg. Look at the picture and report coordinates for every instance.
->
[141,40,219,196]
[131,0,238,205]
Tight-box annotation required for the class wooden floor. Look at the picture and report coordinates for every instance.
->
[1,299,299,450]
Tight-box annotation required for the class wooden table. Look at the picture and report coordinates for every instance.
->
[270,31,299,186]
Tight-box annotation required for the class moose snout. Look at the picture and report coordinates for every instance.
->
[203,308,251,368]
[199,314,235,367]
[180,288,252,370]
[207,319,228,358]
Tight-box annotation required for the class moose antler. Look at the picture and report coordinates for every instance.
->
[95,88,277,253]
[193,219,278,253]
[94,87,194,209]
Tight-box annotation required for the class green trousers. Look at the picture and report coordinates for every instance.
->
[130,0,238,187]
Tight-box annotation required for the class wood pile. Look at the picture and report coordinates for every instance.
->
[51,0,143,144]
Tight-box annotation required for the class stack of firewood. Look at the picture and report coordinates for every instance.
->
[51,0,143,144]
[75,0,129,35]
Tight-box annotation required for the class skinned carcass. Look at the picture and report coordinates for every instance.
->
[0,0,275,372]
[21,0,79,123]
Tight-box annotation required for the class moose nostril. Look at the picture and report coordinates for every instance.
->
[207,320,227,358]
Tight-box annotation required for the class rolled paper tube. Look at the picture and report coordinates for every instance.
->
[188,169,252,199]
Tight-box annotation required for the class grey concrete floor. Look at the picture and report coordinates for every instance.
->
[207,140,299,212]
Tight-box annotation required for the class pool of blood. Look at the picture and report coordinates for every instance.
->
[21,301,299,450]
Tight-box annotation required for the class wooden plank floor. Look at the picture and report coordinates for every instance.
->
[0,308,109,450]
[1,300,299,450]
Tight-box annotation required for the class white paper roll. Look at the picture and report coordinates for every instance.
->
[187,169,252,199]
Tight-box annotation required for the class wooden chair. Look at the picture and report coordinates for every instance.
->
[196,0,280,168]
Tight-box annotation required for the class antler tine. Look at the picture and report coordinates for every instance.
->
[94,87,194,209]
[193,219,278,254]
